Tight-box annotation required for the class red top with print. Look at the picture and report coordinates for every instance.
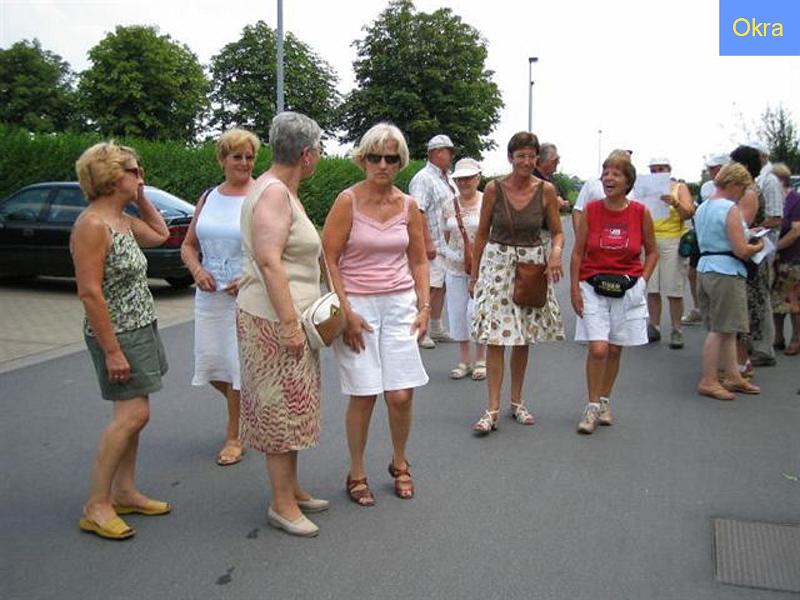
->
[579,199,645,280]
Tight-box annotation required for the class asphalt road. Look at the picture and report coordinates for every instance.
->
[2,224,799,600]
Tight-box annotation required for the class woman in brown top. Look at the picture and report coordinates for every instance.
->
[469,132,565,434]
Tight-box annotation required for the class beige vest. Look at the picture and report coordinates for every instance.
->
[236,177,321,320]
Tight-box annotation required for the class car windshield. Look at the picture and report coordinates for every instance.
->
[126,187,194,218]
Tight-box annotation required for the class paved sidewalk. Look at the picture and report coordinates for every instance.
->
[0,277,194,373]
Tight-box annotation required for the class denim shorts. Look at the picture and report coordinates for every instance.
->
[85,321,168,401]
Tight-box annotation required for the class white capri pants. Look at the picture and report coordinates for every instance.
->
[575,279,649,346]
[445,271,475,342]
[332,289,429,396]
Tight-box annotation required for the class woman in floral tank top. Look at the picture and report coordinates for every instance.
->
[71,142,171,540]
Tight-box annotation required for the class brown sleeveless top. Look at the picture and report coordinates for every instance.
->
[488,180,545,246]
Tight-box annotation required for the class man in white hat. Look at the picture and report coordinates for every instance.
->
[409,134,457,348]
[682,153,730,326]
[745,141,784,366]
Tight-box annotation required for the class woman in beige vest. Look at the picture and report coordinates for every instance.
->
[236,112,326,537]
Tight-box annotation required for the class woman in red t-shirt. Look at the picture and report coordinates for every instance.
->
[570,155,657,434]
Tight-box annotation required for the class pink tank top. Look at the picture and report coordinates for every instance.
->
[338,190,415,295]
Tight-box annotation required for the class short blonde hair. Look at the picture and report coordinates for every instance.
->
[75,141,139,201]
[352,123,410,171]
[714,162,753,189]
[772,162,792,187]
[216,128,261,162]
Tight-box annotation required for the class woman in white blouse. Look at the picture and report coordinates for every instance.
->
[441,158,487,380]
[181,128,259,466]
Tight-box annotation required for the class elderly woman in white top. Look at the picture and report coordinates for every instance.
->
[440,158,486,380]
[181,128,259,466]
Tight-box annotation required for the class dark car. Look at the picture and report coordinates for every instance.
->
[0,182,195,287]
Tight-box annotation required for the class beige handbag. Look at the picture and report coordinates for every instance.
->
[301,253,345,350]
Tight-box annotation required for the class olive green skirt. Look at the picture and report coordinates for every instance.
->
[85,321,168,401]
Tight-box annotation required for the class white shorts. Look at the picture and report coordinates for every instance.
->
[575,279,649,346]
[646,237,688,297]
[429,254,446,288]
[332,289,429,396]
[445,271,475,342]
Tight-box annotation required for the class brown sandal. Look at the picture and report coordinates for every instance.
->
[346,475,375,507]
[388,461,414,499]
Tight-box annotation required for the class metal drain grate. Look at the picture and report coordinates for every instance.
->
[714,518,800,593]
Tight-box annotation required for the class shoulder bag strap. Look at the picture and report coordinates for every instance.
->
[451,195,470,249]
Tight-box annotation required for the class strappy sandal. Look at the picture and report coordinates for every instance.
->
[449,362,472,379]
[471,360,487,380]
[472,409,499,434]
[216,441,245,466]
[721,378,761,395]
[346,475,375,507]
[388,460,414,499]
[510,401,535,425]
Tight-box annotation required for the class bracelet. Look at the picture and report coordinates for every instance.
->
[419,302,431,311]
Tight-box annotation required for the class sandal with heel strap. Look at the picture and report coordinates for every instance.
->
[471,360,487,381]
[472,409,499,434]
[510,401,535,425]
[449,362,472,379]
[388,460,414,499]
[346,475,375,507]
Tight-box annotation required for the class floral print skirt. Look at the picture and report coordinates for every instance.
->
[236,308,321,454]
[470,242,564,346]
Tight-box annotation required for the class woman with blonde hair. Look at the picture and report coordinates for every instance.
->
[71,142,170,539]
[181,128,259,466]
[695,162,764,400]
[323,122,429,506]
[236,112,326,537]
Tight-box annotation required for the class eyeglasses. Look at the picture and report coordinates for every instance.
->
[124,167,144,179]
[512,153,537,161]
[366,154,401,165]
[229,154,255,163]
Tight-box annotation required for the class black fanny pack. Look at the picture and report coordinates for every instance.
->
[699,251,757,279]
[586,274,638,298]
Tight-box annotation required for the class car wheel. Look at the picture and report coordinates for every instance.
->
[165,275,195,289]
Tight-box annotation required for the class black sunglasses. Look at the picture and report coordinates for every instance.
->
[365,153,401,165]
[124,167,144,178]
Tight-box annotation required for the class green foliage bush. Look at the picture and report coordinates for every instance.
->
[0,125,425,225]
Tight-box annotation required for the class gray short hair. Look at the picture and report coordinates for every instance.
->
[352,123,410,171]
[269,111,322,165]
[539,143,558,162]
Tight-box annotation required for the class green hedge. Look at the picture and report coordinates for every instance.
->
[0,125,424,225]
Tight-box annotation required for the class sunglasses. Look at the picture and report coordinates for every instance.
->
[124,166,145,179]
[365,153,401,165]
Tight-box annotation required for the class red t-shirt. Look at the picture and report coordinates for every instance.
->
[579,200,645,280]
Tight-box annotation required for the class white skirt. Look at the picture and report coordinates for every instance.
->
[445,271,475,342]
[193,289,240,389]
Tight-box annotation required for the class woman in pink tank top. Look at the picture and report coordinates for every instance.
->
[323,123,430,507]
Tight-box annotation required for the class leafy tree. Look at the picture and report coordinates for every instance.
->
[79,25,208,141]
[758,105,800,172]
[0,39,78,132]
[340,0,503,159]
[209,21,339,138]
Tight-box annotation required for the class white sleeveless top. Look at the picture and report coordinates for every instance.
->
[195,186,245,290]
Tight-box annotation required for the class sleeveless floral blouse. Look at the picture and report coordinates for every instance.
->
[84,229,155,336]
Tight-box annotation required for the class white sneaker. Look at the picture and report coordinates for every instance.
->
[577,403,600,434]
[597,397,613,426]
[419,334,436,349]
[267,506,319,537]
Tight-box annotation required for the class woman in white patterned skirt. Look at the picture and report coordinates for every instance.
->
[181,128,259,466]
[469,132,565,434]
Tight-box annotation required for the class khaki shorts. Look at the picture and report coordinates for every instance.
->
[85,321,168,401]
[646,237,688,297]
[698,272,749,333]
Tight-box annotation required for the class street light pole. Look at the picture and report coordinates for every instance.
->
[276,0,285,113]
[527,56,538,132]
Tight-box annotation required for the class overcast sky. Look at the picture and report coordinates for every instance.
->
[3,0,800,181]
